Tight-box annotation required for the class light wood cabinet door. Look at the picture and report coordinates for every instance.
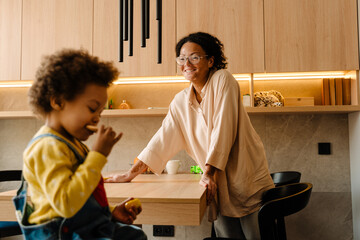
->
[176,0,265,74]
[93,0,176,77]
[264,0,359,72]
[0,0,22,80]
[21,0,93,80]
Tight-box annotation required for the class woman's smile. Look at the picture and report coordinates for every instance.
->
[183,68,197,77]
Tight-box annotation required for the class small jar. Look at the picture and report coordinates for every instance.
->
[119,100,131,109]
[242,94,251,107]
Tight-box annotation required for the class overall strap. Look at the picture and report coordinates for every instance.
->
[28,133,86,164]
[14,133,93,235]
[18,133,86,195]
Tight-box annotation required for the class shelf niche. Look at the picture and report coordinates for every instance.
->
[0,71,358,119]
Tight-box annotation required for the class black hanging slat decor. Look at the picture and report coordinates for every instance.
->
[141,0,146,47]
[118,0,162,63]
[156,0,161,20]
[145,0,150,39]
[124,0,128,41]
[119,0,124,62]
[129,0,134,56]
[156,0,162,63]
[157,19,162,64]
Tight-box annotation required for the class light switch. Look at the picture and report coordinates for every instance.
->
[318,142,331,155]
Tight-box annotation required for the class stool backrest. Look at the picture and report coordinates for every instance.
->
[0,170,23,238]
[0,170,22,182]
[258,182,312,240]
[270,171,301,187]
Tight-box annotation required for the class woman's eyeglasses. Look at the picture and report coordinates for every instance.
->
[176,54,208,66]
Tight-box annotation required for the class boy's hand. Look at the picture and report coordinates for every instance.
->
[125,198,142,215]
[91,125,122,157]
[112,197,142,224]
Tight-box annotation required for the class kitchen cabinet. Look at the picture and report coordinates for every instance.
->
[0,0,22,81]
[176,0,265,74]
[21,0,93,80]
[93,0,176,77]
[264,0,359,72]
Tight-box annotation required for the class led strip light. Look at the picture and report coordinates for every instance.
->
[0,71,351,87]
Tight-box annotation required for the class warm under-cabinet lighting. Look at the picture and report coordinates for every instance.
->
[0,81,32,88]
[112,71,350,84]
[114,74,251,84]
[113,76,189,84]
[0,71,352,87]
[254,71,350,80]
[233,74,252,81]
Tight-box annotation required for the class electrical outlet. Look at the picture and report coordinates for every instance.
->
[153,225,175,237]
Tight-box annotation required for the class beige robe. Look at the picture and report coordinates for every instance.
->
[138,69,274,221]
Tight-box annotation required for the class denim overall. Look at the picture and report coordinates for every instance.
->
[13,133,147,240]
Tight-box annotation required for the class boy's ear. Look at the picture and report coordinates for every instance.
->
[50,97,64,111]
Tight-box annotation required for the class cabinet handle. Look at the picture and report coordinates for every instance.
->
[119,0,124,62]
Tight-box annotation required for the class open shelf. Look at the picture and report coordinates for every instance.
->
[0,111,34,119]
[246,105,360,114]
[0,109,169,119]
[1,105,360,119]
[102,108,169,117]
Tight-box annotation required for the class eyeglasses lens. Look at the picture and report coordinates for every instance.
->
[176,55,201,65]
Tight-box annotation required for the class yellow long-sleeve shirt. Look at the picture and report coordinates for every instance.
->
[23,126,111,224]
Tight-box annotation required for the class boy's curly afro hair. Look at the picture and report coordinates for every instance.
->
[28,49,119,118]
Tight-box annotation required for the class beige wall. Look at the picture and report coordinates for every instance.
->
[350,112,360,240]
[0,113,352,239]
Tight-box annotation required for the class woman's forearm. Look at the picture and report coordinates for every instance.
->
[129,159,148,178]
[204,164,216,176]
[105,158,149,183]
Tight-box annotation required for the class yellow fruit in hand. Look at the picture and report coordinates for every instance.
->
[125,198,142,213]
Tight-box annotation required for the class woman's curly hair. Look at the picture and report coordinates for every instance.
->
[28,49,119,118]
[176,32,227,70]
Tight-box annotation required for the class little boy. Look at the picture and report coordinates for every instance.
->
[19,49,147,239]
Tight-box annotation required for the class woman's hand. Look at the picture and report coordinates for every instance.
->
[92,125,122,157]
[105,172,132,183]
[105,158,149,183]
[199,164,217,205]
[112,197,142,224]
